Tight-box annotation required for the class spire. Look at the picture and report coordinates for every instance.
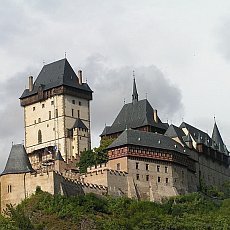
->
[132,74,138,103]
[55,150,64,161]
[212,121,225,152]
[1,144,34,175]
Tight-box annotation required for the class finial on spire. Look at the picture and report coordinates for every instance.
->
[133,70,135,78]
[65,52,67,58]
[214,115,216,123]
[132,74,138,103]
[124,98,126,105]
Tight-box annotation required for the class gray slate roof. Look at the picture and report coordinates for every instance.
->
[180,122,212,145]
[73,118,88,130]
[20,58,92,99]
[132,78,138,102]
[212,122,225,153]
[101,99,168,136]
[165,124,185,139]
[55,151,64,161]
[183,134,193,143]
[1,144,34,175]
[108,129,186,154]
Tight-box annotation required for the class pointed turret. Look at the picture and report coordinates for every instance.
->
[55,150,64,161]
[212,122,225,152]
[132,78,138,103]
[1,144,34,175]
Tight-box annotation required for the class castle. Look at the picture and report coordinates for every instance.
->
[0,58,229,212]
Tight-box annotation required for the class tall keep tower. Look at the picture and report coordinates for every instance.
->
[20,59,93,161]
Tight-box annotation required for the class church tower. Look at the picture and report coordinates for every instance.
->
[20,59,93,162]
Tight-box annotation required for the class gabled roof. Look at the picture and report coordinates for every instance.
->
[73,118,88,130]
[180,122,212,145]
[165,124,185,139]
[212,122,225,152]
[1,144,34,175]
[101,99,168,136]
[20,58,92,99]
[100,126,111,136]
[108,129,186,155]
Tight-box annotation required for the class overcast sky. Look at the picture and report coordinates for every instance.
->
[1,0,230,171]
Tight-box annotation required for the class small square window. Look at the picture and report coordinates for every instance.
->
[42,104,45,108]
[136,174,140,180]
[72,100,75,104]
[51,101,54,105]
[38,118,41,123]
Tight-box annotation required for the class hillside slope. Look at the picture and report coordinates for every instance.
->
[0,189,230,230]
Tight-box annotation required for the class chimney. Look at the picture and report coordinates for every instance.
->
[29,76,33,92]
[153,110,158,123]
[78,70,82,85]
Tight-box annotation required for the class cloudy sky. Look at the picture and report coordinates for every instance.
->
[1,0,230,171]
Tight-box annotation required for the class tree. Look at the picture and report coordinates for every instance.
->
[77,138,115,173]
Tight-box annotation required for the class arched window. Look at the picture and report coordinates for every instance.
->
[38,130,42,144]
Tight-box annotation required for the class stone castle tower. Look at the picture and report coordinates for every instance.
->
[20,59,93,162]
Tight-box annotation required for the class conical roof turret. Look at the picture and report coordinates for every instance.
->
[1,144,34,175]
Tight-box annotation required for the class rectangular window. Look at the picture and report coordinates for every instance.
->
[33,107,35,111]
[146,175,149,181]
[55,109,58,118]
[38,118,41,123]
[136,162,139,169]
[42,104,45,108]
[157,165,160,172]
[72,100,75,104]
[166,178,169,184]
[146,164,149,171]
[51,101,54,105]
[165,166,168,173]
[34,120,36,124]
[158,177,161,183]
[77,110,80,118]
[79,101,82,106]
[72,109,74,117]
[49,111,51,120]
[117,163,120,171]
[136,174,140,180]
[8,185,12,193]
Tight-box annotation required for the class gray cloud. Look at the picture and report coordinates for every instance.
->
[83,54,184,146]
[0,73,27,171]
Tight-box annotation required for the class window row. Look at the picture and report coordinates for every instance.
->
[32,100,82,111]
[136,174,169,184]
[33,109,81,124]
[135,162,168,173]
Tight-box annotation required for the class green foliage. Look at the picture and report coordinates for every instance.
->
[77,138,115,173]
[1,191,230,229]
